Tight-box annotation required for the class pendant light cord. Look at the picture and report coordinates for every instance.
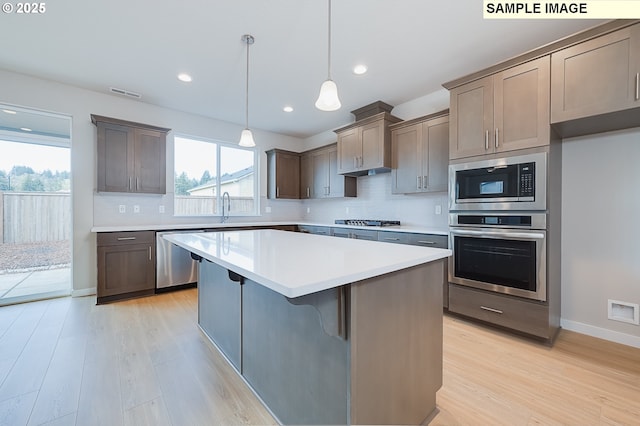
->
[245,36,250,129]
[327,0,332,80]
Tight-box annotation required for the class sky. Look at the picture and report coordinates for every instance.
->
[0,140,70,174]
[174,136,253,180]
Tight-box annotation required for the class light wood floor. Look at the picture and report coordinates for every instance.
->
[0,289,638,426]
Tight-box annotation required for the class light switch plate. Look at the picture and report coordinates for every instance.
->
[159,205,165,214]
[119,205,126,213]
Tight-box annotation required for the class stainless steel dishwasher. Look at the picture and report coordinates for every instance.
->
[156,230,202,291]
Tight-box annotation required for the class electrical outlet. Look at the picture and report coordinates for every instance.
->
[119,205,126,213]
[346,207,350,215]
[265,206,272,213]
[133,205,140,213]
[159,205,165,214]
[435,205,442,215]
[307,207,311,214]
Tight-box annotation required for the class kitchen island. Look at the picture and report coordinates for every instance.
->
[164,229,451,425]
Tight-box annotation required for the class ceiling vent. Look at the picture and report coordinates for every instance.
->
[109,87,142,99]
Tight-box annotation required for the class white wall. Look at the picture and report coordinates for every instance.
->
[0,69,304,295]
[561,128,640,347]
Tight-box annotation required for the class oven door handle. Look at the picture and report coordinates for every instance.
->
[451,229,545,240]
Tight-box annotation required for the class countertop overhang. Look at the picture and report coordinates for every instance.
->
[163,229,451,298]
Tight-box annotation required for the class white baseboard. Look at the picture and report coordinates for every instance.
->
[72,288,96,298]
[561,318,640,349]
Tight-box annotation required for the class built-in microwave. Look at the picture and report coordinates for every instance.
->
[449,152,547,211]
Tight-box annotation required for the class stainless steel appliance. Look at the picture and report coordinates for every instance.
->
[156,230,202,290]
[449,152,547,211]
[449,213,547,301]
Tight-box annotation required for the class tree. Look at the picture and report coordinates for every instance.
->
[175,172,197,195]
[21,174,45,191]
[199,170,212,185]
[10,165,34,176]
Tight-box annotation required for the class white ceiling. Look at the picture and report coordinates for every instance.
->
[0,0,605,138]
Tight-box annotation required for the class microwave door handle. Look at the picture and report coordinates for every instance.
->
[452,229,545,240]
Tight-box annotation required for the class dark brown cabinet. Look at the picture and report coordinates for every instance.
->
[335,112,402,176]
[551,23,640,136]
[449,56,550,160]
[390,111,449,194]
[97,231,155,304]
[92,115,169,194]
[301,144,357,199]
[266,149,300,199]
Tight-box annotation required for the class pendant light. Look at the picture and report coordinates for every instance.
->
[239,34,256,147]
[315,0,341,111]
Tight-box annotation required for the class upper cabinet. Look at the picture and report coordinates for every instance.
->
[449,56,550,160]
[390,111,449,194]
[305,144,356,199]
[266,149,300,199]
[92,115,169,194]
[551,23,640,137]
[335,109,402,176]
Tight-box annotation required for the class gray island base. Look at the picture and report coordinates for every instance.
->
[164,230,449,425]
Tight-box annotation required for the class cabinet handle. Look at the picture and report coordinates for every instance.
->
[485,130,489,150]
[480,306,503,314]
[129,177,132,190]
[136,177,139,191]
[117,237,136,241]
[416,240,436,245]
[384,237,400,241]
[148,246,152,261]
[276,186,280,197]
[353,156,358,169]
[636,73,639,101]
[417,176,422,189]
[306,187,310,198]
[495,128,499,148]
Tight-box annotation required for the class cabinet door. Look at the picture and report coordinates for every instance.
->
[134,128,166,194]
[337,127,360,174]
[494,56,550,153]
[97,243,154,298]
[360,120,385,170]
[327,146,355,198]
[275,151,300,199]
[198,261,242,370]
[422,117,449,192]
[551,24,640,123]
[312,149,330,198]
[449,76,494,160]
[391,123,421,194]
[300,153,313,199]
[97,122,134,192]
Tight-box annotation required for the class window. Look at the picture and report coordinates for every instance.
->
[174,135,257,216]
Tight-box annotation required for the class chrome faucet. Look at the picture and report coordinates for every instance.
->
[221,191,231,223]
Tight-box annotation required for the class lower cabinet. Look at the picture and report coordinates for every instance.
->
[331,227,377,240]
[198,260,242,370]
[448,284,554,340]
[97,231,155,304]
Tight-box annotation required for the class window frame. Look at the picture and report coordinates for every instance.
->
[172,133,259,217]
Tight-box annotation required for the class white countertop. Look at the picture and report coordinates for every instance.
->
[91,221,448,235]
[163,229,451,298]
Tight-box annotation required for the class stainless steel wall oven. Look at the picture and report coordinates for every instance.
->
[449,213,547,301]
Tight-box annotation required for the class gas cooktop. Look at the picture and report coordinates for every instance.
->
[334,219,401,227]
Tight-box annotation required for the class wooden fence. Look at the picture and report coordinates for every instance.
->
[174,196,255,216]
[1,192,71,243]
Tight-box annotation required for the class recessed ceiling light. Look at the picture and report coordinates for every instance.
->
[2,109,17,114]
[353,64,368,75]
[283,106,294,113]
[177,73,193,83]
[20,127,32,132]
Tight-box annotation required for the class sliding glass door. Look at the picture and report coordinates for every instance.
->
[0,105,72,305]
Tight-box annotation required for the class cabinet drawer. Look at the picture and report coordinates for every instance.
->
[97,231,155,246]
[406,233,448,249]
[448,284,550,338]
[298,225,332,236]
[377,231,410,244]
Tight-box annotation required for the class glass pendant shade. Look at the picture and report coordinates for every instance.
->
[238,128,255,147]
[315,79,341,111]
